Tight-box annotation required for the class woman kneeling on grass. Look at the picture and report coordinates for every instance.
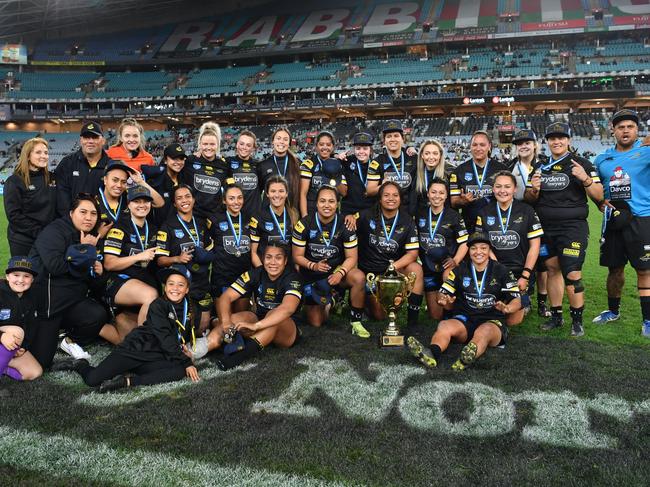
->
[406,232,521,371]
[51,265,200,392]
[206,242,302,370]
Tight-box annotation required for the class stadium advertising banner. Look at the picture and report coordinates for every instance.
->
[610,0,650,26]
[0,44,27,65]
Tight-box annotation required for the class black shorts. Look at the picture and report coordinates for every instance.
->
[105,273,158,305]
[452,313,507,346]
[191,290,213,312]
[540,220,588,274]
[424,272,443,293]
[600,216,650,270]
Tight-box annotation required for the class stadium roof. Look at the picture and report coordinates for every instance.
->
[0,0,273,41]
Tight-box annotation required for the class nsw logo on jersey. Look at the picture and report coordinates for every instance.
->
[464,172,473,181]
[219,221,228,231]
[486,216,496,226]
[174,229,185,238]
[462,277,471,288]
[265,222,274,231]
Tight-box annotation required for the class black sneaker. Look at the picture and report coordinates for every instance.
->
[540,316,563,331]
[537,302,551,318]
[50,358,89,372]
[98,375,128,393]
[571,321,585,337]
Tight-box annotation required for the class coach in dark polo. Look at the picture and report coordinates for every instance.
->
[55,121,116,217]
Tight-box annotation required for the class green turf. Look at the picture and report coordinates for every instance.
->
[0,197,648,486]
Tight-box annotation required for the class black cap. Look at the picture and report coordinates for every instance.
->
[127,185,153,202]
[544,122,571,139]
[164,143,188,160]
[513,129,537,144]
[352,132,374,146]
[382,120,403,134]
[611,109,639,127]
[467,232,492,248]
[6,256,37,276]
[158,264,192,284]
[80,121,103,137]
[104,161,136,176]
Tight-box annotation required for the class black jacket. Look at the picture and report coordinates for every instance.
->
[3,170,56,247]
[0,279,38,346]
[54,149,115,217]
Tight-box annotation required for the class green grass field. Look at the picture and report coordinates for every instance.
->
[1,197,648,486]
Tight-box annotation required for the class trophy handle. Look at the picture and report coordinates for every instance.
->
[366,273,377,299]
[405,272,417,298]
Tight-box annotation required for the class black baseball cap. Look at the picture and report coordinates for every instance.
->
[382,120,403,134]
[158,264,192,285]
[127,185,153,202]
[513,129,537,145]
[611,109,639,127]
[80,121,103,137]
[467,232,492,248]
[544,122,571,139]
[6,256,37,276]
[104,161,136,176]
[164,143,188,160]
[352,132,374,146]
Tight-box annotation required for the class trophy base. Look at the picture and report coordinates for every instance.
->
[379,333,405,348]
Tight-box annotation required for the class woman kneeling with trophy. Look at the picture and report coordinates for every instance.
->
[406,232,521,370]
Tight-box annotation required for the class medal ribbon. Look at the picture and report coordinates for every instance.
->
[316,213,337,248]
[428,207,444,241]
[471,160,490,190]
[273,155,288,177]
[269,205,287,241]
[470,262,487,300]
[515,162,528,190]
[172,298,195,350]
[496,204,513,235]
[99,190,122,223]
[176,214,200,246]
[226,211,242,249]
[131,218,149,252]
[601,206,613,239]
[387,152,404,179]
[356,160,369,187]
[381,210,399,244]
[540,153,570,172]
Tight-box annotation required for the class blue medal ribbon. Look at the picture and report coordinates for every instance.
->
[381,210,399,244]
[356,160,369,187]
[269,205,287,241]
[601,206,613,241]
[470,262,487,300]
[131,218,149,252]
[540,153,570,172]
[316,213,338,248]
[387,152,404,179]
[428,207,444,241]
[273,155,288,177]
[176,214,200,247]
[99,190,122,223]
[471,160,490,190]
[496,204,513,235]
[172,298,194,349]
[515,161,529,190]
[226,211,242,248]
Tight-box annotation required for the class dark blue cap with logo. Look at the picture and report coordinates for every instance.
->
[544,122,571,139]
[127,185,153,202]
[309,278,332,305]
[382,120,404,134]
[158,264,192,284]
[321,158,342,177]
[611,109,639,127]
[467,232,492,248]
[65,244,98,277]
[513,129,537,144]
[6,256,37,276]
[104,161,136,176]
[352,132,374,146]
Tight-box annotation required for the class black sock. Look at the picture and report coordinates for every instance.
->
[538,293,548,306]
[350,306,363,322]
[407,293,424,326]
[641,296,650,322]
[570,306,584,323]
[430,344,442,361]
[551,306,563,321]
[218,338,262,370]
[608,297,621,314]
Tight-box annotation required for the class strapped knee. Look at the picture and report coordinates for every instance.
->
[565,277,584,293]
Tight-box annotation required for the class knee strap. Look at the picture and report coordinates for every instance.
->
[638,287,650,291]
[566,278,584,293]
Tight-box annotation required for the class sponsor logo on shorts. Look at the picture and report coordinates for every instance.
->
[563,248,580,257]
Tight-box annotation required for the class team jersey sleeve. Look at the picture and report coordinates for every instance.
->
[526,207,544,239]
[367,160,381,182]
[292,218,308,247]
[339,173,348,186]
[449,169,461,196]
[502,269,521,303]
[201,219,214,252]
[155,224,171,257]
[404,220,419,251]
[282,274,303,301]
[454,212,469,243]
[343,226,358,249]
[582,159,601,184]
[249,216,261,243]
[441,269,457,295]
[104,227,126,256]
[474,213,484,235]
[300,159,314,180]
[230,269,255,297]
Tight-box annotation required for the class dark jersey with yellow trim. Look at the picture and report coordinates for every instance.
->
[369,149,417,208]
[250,206,293,257]
[225,156,261,219]
[292,213,357,283]
[181,155,229,219]
[341,156,381,216]
[441,259,519,322]
[231,266,302,319]
[450,159,506,231]
[475,200,543,275]
[357,209,419,274]
[208,211,251,286]
[103,218,158,286]
[416,206,468,273]
[141,165,179,227]
[299,155,347,213]
[526,153,600,224]
[155,213,213,297]
[95,190,129,227]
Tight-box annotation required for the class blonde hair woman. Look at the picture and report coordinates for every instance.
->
[412,139,447,215]
[106,118,155,172]
[3,137,56,256]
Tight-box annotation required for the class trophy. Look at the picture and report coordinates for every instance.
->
[366,260,417,348]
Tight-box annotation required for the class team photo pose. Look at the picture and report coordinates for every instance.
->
[0,257,43,381]
[28,194,121,367]
[356,181,424,330]
[407,232,521,371]
[3,137,56,256]
[249,176,296,268]
[51,265,200,393]
[525,123,603,337]
[106,118,155,172]
[339,132,381,223]
[475,171,543,325]
[416,178,468,320]
[103,186,160,336]
[411,139,448,215]
[299,131,347,216]
[258,127,301,211]
[450,130,506,233]
[226,130,261,218]
[210,243,302,370]
[156,185,214,332]
[292,185,366,331]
